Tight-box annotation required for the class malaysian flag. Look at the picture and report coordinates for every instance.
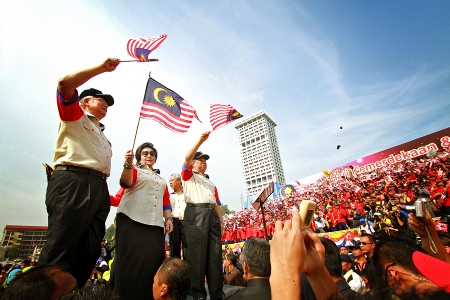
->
[140,78,201,133]
[209,104,243,130]
[127,34,167,61]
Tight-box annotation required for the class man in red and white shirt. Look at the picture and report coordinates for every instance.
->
[181,131,225,300]
[39,58,120,288]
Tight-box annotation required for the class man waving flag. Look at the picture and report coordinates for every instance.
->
[210,103,243,130]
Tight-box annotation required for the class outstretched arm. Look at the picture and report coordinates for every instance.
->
[184,131,211,169]
[58,57,120,100]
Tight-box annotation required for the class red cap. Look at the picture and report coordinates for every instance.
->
[412,251,450,292]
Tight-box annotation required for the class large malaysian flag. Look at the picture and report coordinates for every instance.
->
[140,77,201,133]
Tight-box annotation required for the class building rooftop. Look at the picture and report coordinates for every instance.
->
[234,110,277,128]
[4,225,48,231]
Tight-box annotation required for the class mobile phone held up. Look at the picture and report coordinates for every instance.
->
[299,200,316,231]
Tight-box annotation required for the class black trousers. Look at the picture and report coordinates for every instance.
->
[39,170,110,287]
[184,205,224,300]
[112,213,165,300]
[169,218,188,260]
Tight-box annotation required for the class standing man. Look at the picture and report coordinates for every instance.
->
[169,173,188,260]
[359,234,378,290]
[39,58,120,288]
[181,131,225,300]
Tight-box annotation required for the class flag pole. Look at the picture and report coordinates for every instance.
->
[121,59,159,62]
[131,71,152,151]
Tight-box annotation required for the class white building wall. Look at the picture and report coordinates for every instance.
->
[235,110,285,196]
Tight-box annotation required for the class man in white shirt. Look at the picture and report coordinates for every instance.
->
[341,254,365,295]
[169,173,188,260]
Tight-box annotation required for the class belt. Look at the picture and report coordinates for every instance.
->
[172,217,184,221]
[186,203,216,209]
[55,165,107,180]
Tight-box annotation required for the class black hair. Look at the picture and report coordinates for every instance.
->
[361,233,376,244]
[158,257,190,300]
[226,253,238,267]
[0,264,71,300]
[135,142,158,164]
[241,238,271,277]
[320,237,342,277]
[373,235,427,281]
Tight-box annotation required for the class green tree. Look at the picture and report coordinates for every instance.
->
[221,204,235,215]
[5,245,19,260]
[104,224,115,243]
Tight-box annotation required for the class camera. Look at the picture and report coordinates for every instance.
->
[299,200,316,230]
[404,197,426,217]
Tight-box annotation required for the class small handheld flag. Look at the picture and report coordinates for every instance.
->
[210,103,243,130]
[126,34,167,62]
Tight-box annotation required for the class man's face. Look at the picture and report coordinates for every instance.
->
[152,267,167,300]
[169,175,182,192]
[339,247,349,255]
[193,157,207,174]
[84,96,109,120]
[341,261,352,273]
[351,247,363,258]
[360,236,375,256]
[0,268,6,285]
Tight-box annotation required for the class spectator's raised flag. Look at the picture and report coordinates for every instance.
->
[126,34,167,61]
[140,78,201,133]
[210,103,243,130]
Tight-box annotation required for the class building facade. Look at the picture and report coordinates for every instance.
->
[1,225,47,259]
[235,110,285,197]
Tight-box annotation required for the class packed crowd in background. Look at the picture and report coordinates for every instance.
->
[222,147,450,244]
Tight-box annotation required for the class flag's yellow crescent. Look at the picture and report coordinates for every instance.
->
[153,88,166,104]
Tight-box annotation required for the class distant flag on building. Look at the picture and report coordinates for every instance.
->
[210,104,243,130]
[140,77,201,133]
[127,34,167,61]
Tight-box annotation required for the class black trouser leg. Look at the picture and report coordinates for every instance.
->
[39,171,110,287]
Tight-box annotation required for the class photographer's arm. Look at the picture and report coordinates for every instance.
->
[409,211,449,263]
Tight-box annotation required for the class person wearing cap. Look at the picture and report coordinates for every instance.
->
[341,254,365,295]
[349,242,366,275]
[358,218,374,235]
[112,142,173,300]
[181,131,225,300]
[39,58,120,288]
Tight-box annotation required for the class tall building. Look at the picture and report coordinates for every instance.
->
[1,225,47,259]
[235,110,285,197]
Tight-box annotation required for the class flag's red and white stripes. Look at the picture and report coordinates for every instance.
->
[140,100,198,133]
[127,34,167,59]
[210,103,241,130]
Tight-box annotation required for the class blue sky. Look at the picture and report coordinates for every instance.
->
[0,0,449,231]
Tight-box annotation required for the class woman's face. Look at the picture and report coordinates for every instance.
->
[139,147,156,167]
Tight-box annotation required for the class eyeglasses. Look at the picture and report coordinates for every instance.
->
[93,97,108,106]
[141,151,156,157]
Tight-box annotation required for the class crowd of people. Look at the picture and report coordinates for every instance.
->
[222,147,450,244]
[1,58,450,299]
